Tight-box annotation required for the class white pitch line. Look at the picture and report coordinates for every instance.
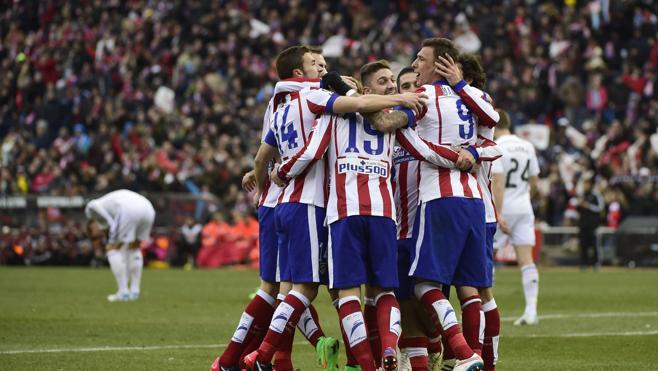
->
[511,330,658,338]
[2,311,658,356]
[501,311,658,322]
[0,341,308,356]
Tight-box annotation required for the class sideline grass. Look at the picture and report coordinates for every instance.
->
[1,267,657,370]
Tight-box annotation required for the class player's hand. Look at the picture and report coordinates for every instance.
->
[498,216,510,234]
[398,92,428,115]
[435,54,463,86]
[270,163,287,187]
[341,76,359,91]
[470,163,481,175]
[252,191,261,208]
[242,170,257,192]
[456,148,475,170]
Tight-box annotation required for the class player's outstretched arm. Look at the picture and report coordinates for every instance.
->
[396,127,459,168]
[435,54,499,127]
[365,110,410,133]
[331,92,427,115]
[276,115,333,184]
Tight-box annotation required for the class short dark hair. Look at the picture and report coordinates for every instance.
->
[306,45,323,54]
[360,59,391,86]
[459,54,486,90]
[397,66,416,91]
[496,108,511,131]
[275,45,311,80]
[422,37,459,62]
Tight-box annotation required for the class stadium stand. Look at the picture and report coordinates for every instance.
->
[1,0,657,266]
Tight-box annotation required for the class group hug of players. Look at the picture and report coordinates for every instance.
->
[210,36,541,371]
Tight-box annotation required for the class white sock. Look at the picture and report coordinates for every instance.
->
[521,263,539,316]
[107,250,128,295]
[127,248,143,295]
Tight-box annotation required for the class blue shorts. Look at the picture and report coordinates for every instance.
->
[395,238,416,300]
[258,206,278,282]
[275,203,328,284]
[409,198,490,288]
[328,216,398,289]
[485,222,497,288]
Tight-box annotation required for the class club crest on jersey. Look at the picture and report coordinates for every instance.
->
[337,157,388,177]
[393,147,415,165]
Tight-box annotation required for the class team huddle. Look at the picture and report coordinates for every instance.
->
[209,37,541,371]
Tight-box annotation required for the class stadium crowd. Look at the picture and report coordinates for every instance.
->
[1,0,658,266]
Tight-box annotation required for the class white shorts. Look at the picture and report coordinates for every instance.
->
[493,213,535,249]
[109,204,156,244]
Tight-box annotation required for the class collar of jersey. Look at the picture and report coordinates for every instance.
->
[432,79,450,86]
[281,77,321,83]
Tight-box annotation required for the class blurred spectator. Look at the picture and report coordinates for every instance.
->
[177,216,202,268]
[577,178,605,269]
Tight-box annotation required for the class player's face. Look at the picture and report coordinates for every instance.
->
[411,47,437,86]
[87,221,104,241]
[364,68,396,96]
[301,52,321,79]
[312,53,328,76]
[397,72,418,93]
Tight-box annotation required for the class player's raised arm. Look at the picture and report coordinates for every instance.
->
[435,54,499,127]
[274,115,333,184]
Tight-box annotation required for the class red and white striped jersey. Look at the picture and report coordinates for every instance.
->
[258,78,321,208]
[476,126,499,224]
[392,146,420,240]
[266,86,338,208]
[415,80,499,202]
[278,110,461,224]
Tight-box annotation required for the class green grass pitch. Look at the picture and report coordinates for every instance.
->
[1,267,657,370]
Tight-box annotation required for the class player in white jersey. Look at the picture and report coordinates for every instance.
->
[272,60,467,371]
[85,189,154,302]
[492,110,541,326]
[409,37,501,371]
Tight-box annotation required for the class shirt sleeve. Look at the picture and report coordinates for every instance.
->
[529,145,540,177]
[278,115,333,181]
[85,200,117,235]
[452,81,499,128]
[491,156,504,174]
[396,127,458,168]
[261,99,273,141]
[304,88,340,115]
[393,106,416,129]
[263,128,278,147]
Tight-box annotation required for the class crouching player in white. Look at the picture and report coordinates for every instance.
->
[492,110,541,325]
[85,189,155,302]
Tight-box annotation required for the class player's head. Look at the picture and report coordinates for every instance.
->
[360,59,396,96]
[458,53,486,90]
[86,219,104,242]
[275,45,322,80]
[307,45,327,76]
[397,67,417,93]
[494,108,512,138]
[412,37,460,86]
